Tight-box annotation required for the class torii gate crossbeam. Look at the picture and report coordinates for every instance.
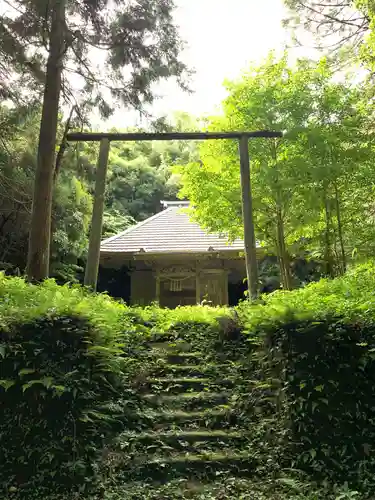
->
[66,130,283,302]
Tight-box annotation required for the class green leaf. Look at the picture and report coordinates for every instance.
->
[52,385,66,396]
[18,368,36,377]
[22,377,54,392]
[0,379,15,391]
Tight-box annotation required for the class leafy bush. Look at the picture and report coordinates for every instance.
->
[238,261,375,329]
[3,265,375,498]
[0,275,138,499]
[269,318,375,483]
[238,261,375,492]
[0,276,233,499]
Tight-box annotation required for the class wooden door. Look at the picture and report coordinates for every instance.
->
[200,272,226,305]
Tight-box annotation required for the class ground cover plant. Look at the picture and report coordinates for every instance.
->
[2,263,375,498]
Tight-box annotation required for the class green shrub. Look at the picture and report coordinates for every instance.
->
[238,261,375,329]
[0,275,140,499]
[268,318,375,482]
[4,264,375,498]
[238,261,375,491]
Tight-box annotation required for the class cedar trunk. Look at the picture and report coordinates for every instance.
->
[26,0,66,280]
[270,140,292,290]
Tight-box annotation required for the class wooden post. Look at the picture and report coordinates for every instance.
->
[195,268,201,304]
[223,271,229,306]
[84,138,110,289]
[238,135,259,301]
[156,271,161,305]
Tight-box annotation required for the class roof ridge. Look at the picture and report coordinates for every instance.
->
[100,207,174,245]
[100,206,247,254]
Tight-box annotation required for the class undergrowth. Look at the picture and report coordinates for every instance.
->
[2,262,375,498]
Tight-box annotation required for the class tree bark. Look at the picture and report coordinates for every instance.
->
[270,138,292,291]
[322,185,335,278]
[275,238,286,289]
[26,0,66,280]
[54,105,76,183]
[276,207,293,290]
[334,181,347,274]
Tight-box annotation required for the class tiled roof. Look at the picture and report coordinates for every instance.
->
[100,204,245,255]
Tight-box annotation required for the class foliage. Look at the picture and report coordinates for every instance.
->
[268,317,375,486]
[0,106,198,281]
[0,106,92,279]
[238,261,375,493]
[239,260,375,326]
[51,174,93,282]
[0,273,141,498]
[0,0,188,280]
[0,0,187,112]
[283,1,368,60]
[3,266,375,497]
[283,0,375,81]
[177,54,375,289]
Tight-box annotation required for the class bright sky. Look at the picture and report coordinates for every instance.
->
[105,0,305,129]
[0,0,318,129]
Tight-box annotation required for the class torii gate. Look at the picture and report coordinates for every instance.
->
[66,130,283,301]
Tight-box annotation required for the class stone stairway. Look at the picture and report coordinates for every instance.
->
[116,337,256,488]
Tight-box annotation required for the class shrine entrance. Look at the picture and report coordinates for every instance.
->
[156,264,229,308]
[67,129,283,301]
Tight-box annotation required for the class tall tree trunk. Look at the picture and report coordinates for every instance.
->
[49,105,76,276]
[332,230,340,273]
[54,105,76,183]
[275,237,286,289]
[276,207,293,290]
[270,139,293,291]
[322,185,335,278]
[26,0,66,280]
[334,181,347,274]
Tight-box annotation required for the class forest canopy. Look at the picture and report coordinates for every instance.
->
[2,0,375,293]
[0,108,198,282]
[177,55,375,289]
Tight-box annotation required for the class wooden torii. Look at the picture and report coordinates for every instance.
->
[66,130,283,301]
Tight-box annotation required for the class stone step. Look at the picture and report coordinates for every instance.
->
[143,391,231,411]
[141,377,211,393]
[121,429,244,445]
[165,352,204,365]
[151,364,214,378]
[122,451,257,482]
[150,341,193,353]
[140,377,234,393]
[122,438,245,455]
[152,363,229,378]
[147,333,182,344]
[135,408,238,430]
